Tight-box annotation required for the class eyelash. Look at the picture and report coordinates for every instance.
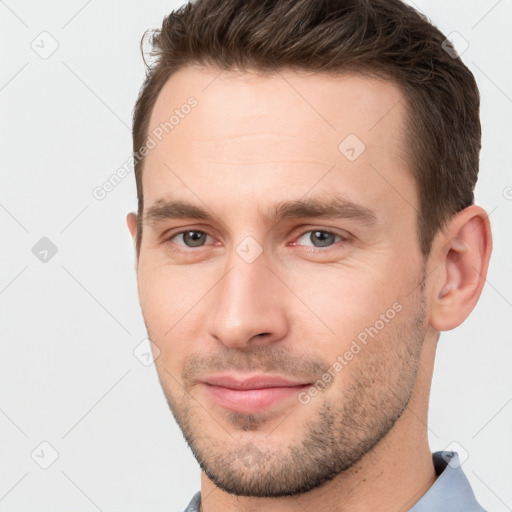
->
[164,228,352,253]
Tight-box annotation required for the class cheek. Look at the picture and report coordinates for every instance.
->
[138,261,199,332]
[284,257,419,370]
[289,264,400,335]
[137,262,203,369]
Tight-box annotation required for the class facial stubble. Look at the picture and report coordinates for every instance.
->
[150,284,427,497]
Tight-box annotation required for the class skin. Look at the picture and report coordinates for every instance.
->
[126,66,492,512]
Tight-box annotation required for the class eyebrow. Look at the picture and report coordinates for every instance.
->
[144,196,378,227]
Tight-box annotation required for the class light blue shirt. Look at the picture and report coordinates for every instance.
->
[182,451,487,511]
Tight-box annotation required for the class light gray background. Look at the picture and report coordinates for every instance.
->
[1,1,511,511]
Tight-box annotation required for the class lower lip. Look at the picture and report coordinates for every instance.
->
[202,384,310,414]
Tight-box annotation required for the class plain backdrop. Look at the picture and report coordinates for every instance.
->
[1,1,511,511]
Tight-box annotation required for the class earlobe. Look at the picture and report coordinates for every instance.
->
[126,213,139,270]
[430,206,492,331]
[126,212,138,241]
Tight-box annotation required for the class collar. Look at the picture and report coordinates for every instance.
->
[409,451,487,511]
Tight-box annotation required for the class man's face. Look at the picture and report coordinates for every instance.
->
[130,67,431,496]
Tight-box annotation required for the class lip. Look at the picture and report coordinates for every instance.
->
[202,374,311,389]
[200,374,311,414]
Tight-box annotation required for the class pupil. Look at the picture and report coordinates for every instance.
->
[312,231,334,247]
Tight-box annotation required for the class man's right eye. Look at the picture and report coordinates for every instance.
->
[168,230,213,248]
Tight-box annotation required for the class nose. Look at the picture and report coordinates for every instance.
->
[206,251,289,349]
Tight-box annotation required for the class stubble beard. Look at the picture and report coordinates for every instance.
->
[153,287,427,497]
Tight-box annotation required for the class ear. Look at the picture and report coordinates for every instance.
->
[428,205,492,331]
[126,212,139,268]
[126,212,138,240]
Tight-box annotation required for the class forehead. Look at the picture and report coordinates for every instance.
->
[142,65,414,221]
[148,65,408,148]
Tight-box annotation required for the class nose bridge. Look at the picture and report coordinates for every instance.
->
[207,247,288,348]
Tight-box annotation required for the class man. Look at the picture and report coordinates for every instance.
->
[126,0,492,510]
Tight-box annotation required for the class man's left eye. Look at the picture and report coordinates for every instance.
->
[295,230,346,248]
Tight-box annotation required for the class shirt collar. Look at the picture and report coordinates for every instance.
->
[409,451,486,512]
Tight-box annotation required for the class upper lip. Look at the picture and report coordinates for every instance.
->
[201,374,311,390]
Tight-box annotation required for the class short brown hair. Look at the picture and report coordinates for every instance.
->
[132,0,481,256]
